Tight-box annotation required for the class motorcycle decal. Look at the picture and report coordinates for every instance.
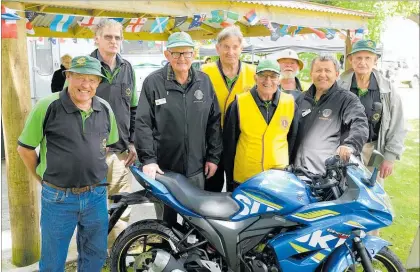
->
[289,242,310,253]
[234,192,282,216]
[343,220,366,229]
[311,252,326,263]
[326,228,351,239]
[291,209,339,221]
[295,230,347,249]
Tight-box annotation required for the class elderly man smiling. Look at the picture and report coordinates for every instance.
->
[224,59,298,191]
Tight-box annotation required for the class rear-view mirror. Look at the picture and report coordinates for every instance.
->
[367,150,384,168]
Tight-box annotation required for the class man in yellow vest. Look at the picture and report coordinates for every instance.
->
[202,25,256,192]
[223,60,298,191]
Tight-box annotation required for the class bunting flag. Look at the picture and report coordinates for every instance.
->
[48,38,57,45]
[37,37,44,45]
[293,26,304,36]
[209,10,225,23]
[220,11,238,28]
[173,16,188,28]
[78,16,101,27]
[260,18,273,31]
[25,11,37,22]
[244,9,258,26]
[308,27,326,39]
[50,14,75,32]
[125,18,147,32]
[1,19,17,38]
[278,24,290,37]
[352,28,364,43]
[25,18,35,35]
[323,28,337,40]
[189,14,206,29]
[270,23,281,41]
[59,38,65,43]
[72,38,78,43]
[150,17,169,33]
[110,18,124,23]
[1,5,20,21]
[138,40,143,45]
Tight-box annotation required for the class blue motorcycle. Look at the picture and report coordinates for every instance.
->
[108,152,405,272]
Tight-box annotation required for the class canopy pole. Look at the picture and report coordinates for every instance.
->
[345,29,352,70]
[1,1,41,266]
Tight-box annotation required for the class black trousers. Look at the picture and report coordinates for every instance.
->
[204,157,225,192]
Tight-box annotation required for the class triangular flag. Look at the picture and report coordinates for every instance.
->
[78,16,101,28]
[59,38,65,43]
[294,26,304,36]
[260,18,273,32]
[72,38,78,43]
[25,11,37,22]
[48,38,57,45]
[1,5,20,21]
[270,23,281,41]
[309,27,326,39]
[209,10,225,23]
[25,18,35,35]
[278,24,290,37]
[150,17,169,33]
[189,14,206,29]
[1,19,17,38]
[173,16,188,28]
[244,9,258,26]
[125,18,147,32]
[50,14,75,32]
[322,28,336,40]
[220,11,238,28]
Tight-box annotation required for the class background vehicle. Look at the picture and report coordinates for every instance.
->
[107,153,404,272]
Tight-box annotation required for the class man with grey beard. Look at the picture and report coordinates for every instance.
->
[276,49,305,102]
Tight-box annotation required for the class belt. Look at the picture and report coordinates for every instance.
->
[42,181,109,194]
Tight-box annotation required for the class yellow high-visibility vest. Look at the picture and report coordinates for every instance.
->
[202,62,256,127]
[233,91,295,183]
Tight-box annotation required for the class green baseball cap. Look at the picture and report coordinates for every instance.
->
[65,56,105,78]
[256,59,281,75]
[349,39,381,58]
[167,32,195,48]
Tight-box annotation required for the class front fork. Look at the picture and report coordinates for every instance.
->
[352,231,375,272]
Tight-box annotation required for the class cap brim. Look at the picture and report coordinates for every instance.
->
[257,68,280,74]
[276,57,304,70]
[167,42,195,48]
[64,68,106,78]
[348,48,381,58]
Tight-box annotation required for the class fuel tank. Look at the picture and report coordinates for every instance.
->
[231,170,313,220]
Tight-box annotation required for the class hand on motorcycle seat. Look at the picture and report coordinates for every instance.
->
[142,163,164,180]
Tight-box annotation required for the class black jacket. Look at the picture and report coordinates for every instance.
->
[292,82,368,175]
[51,65,66,93]
[223,87,299,185]
[135,64,222,177]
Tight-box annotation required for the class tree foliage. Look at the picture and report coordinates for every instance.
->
[310,1,419,42]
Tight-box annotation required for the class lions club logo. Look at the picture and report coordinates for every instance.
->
[194,90,204,100]
[372,113,381,121]
[322,109,332,118]
[76,57,86,66]
[280,117,289,128]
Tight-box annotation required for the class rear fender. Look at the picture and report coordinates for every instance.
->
[322,235,389,272]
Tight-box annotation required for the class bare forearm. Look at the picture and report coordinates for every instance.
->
[17,146,41,182]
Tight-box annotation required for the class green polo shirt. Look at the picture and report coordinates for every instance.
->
[18,90,119,188]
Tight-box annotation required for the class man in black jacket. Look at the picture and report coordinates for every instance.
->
[51,54,72,93]
[292,55,368,175]
[135,32,222,225]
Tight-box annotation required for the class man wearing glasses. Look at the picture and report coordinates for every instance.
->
[90,19,138,247]
[224,60,298,191]
[136,32,222,226]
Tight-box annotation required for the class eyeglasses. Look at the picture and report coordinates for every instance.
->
[257,73,280,80]
[168,51,194,59]
[103,35,122,42]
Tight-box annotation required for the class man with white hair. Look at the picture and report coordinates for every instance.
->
[202,25,256,192]
[276,49,305,101]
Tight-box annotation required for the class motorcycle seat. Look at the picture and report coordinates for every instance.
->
[156,172,240,219]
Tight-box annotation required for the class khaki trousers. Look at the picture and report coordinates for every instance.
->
[106,152,132,248]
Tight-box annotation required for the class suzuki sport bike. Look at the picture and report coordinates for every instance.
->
[107,152,405,272]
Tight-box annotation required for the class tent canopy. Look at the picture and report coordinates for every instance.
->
[17,0,374,40]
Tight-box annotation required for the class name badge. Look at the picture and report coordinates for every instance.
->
[302,109,311,117]
[155,98,166,106]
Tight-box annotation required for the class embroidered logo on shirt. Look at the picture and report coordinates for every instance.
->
[372,113,381,121]
[322,109,332,118]
[194,89,204,100]
[125,88,131,96]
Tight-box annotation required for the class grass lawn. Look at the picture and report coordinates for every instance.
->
[99,120,419,272]
[381,119,420,271]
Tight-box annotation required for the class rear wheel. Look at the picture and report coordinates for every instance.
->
[344,247,406,272]
[109,220,180,272]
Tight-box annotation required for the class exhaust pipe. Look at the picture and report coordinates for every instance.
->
[137,249,185,272]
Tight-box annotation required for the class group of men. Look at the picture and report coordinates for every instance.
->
[17,20,405,271]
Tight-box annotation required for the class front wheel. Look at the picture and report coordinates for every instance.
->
[345,247,406,272]
[109,220,181,272]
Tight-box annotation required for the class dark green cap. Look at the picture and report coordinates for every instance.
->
[256,59,281,74]
[167,32,195,48]
[349,39,381,58]
[65,56,105,78]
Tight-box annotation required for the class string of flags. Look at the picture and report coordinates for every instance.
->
[1,4,367,43]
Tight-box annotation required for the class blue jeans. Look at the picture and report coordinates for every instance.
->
[39,182,108,272]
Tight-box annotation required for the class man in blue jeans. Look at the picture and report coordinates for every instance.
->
[17,55,119,271]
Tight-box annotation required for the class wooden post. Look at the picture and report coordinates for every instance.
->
[1,1,41,266]
[345,29,352,71]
